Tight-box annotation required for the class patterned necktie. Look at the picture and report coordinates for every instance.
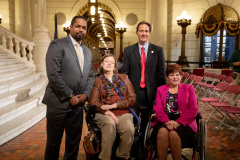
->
[76,43,83,72]
[140,47,146,88]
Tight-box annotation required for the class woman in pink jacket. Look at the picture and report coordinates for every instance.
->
[152,64,198,160]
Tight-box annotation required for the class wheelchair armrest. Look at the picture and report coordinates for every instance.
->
[196,112,202,120]
[130,108,140,133]
[84,105,97,124]
[150,113,156,121]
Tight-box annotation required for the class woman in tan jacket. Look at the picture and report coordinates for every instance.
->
[89,54,136,160]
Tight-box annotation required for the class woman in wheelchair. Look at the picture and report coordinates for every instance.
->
[89,54,136,160]
[152,64,198,160]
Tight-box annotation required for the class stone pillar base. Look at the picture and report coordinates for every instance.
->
[33,26,50,76]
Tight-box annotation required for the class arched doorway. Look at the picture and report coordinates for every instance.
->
[77,1,116,65]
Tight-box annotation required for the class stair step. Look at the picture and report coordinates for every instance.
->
[0,67,34,83]
[0,72,42,94]
[0,88,45,125]
[0,54,8,59]
[0,104,46,146]
[0,63,24,69]
[0,63,25,73]
[0,59,16,65]
[0,76,48,108]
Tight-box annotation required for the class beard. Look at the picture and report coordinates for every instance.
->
[74,32,85,41]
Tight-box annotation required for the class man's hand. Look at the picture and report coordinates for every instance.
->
[233,62,240,66]
[77,94,87,103]
[69,94,87,106]
[69,95,81,106]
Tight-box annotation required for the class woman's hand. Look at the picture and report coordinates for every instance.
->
[104,110,119,125]
[101,103,117,110]
[165,120,180,130]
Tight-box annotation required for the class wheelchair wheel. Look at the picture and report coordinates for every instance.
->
[144,119,152,150]
[198,120,207,160]
[144,118,157,160]
[146,144,156,160]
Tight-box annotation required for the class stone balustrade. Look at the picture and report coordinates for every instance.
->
[0,25,35,67]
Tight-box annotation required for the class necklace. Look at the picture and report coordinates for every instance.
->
[99,74,125,104]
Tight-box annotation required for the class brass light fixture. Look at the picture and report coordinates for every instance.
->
[115,21,127,54]
[176,11,192,67]
[63,21,71,35]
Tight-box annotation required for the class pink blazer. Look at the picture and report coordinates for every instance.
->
[152,83,198,133]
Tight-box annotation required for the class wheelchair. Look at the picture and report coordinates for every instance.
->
[83,105,141,160]
[144,112,207,160]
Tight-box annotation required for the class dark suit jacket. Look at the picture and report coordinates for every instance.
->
[42,36,95,109]
[122,43,166,105]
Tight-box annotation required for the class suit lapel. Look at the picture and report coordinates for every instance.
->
[161,85,169,109]
[82,45,88,75]
[133,43,141,66]
[67,36,82,74]
[178,83,184,109]
[146,43,154,68]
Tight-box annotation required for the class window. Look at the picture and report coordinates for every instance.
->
[203,29,236,67]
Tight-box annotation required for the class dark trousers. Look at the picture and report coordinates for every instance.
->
[44,106,83,160]
[134,87,152,159]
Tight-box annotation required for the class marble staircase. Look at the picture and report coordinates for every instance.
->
[0,53,48,146]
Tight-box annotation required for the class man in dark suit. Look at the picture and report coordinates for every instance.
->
[122,21,166,156]
[42,16,94,160]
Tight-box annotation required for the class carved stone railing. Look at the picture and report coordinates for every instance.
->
[0,25,35,67]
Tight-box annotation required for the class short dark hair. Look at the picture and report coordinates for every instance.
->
[136,21,151,32]
[98,54,118,75]
[166,64,182,76]
[71,16,87,26]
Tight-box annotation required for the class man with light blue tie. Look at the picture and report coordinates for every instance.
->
[122,21,166,159]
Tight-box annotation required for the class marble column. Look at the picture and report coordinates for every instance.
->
[15,0,32,41]
[32,0,50,76]
[146,0,168,59]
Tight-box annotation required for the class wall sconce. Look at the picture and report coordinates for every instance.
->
[115,21,127,54]
[0,14,2,24]
[63,21,71,35]
[176,10,192,67]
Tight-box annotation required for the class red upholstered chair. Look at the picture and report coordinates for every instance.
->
[217,107,240,140]
[193,68,204,76]
[221,69,233,77]
[206,84,240,123]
